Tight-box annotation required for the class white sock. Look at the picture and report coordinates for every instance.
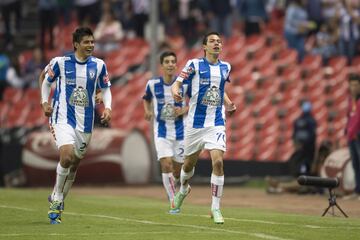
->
[211,174,224,210]
[63,171,77,200]
[53,162,70,202]
[162,173,176,201]
[180,167,194,194]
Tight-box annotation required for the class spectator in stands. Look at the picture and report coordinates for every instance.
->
[74,0,101,26]
[338,0,360,65]
[177,0,200,48]
[283,0,316,62]
[0,0,22,50]
[311,23,338,65]
[238,0,268,37]
[23,46,47,88]
[39,0,58,50]
[291,100,317,176]
[344,73,360,199]
[208,0,234,38]
[131,0,149,38]
[5,54,24,89]
[57,0,73,26]
[94,10,124,54]
[0,51,10,100]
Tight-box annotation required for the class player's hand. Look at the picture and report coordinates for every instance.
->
[144,111,153,121]
[174,106,187,117]
[225,102,236,116]
[101,108,112,125]
[172,91,183,102]
[95,91,103,104]
[41,102,53,117]
[171,84,183,102]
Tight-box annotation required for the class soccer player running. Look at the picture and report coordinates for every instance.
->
[40,27,112,224]
[171,32,236,224]
[143,51,189,213]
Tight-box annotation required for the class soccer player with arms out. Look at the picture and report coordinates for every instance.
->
[171,32,236,224]
[40,27,112,224]
[143,51,189,213]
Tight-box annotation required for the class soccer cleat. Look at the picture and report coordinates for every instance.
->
[170,185,191,212]
[210,209,224,224]
[48,195,65,211]
[48,200,63,224]
[168,199,180,214]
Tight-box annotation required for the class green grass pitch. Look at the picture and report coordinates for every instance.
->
[0,188,359,240]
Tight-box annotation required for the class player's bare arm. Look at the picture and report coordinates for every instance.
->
[224,92,236,116]
[171,81,183,102]
[143,99,153,121]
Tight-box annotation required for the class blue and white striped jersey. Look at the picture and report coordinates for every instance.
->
[143,77,189,140]
[45,53,111,133]
[176,58,231,129]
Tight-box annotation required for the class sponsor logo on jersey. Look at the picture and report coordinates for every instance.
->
[200,78,210,85]
[66,78,76,85]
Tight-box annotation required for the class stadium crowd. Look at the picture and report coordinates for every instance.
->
[1,0,360,96]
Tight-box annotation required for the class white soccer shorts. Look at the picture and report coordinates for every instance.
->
[50,123,92,159]
[184,126,226,156]
[154,137,185,163]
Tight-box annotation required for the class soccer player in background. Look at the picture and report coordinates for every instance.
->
[143,51,189,213]
[40,27,112,224]
[171,32,236,224]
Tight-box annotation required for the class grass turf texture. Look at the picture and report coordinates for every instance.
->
[0,188,359,240]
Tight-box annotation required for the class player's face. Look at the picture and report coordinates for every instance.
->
[349,80,360,97]
[161,55,177,76]
[75,35,95,58]
[203,34,222,55]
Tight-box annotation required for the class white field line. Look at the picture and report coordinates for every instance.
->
[181,213,360,230]
[0,205,293,240]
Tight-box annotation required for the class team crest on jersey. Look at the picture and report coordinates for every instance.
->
[160,103,176,121]
[69,86,89,107]
[89,70,96,80]
[201,86,221,106]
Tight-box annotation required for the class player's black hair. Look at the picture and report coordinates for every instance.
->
[160,51,177,64]
[202,31,221,45]
[72,27,94,51]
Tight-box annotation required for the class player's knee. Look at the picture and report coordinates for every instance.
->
[160,158,173,173]
[212,159,223,171]
[183,162,194,173]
